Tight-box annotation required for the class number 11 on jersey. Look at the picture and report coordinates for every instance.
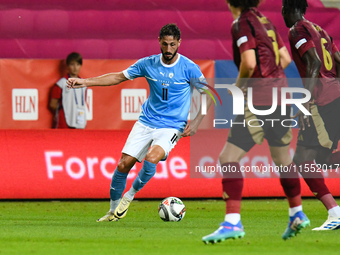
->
[162,88,168,101]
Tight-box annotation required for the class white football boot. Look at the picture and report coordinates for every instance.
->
[312,216,340,231]
[96,211,119,222]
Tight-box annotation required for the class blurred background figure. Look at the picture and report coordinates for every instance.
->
[49,52,87,129]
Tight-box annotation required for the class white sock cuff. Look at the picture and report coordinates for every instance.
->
[224,213,241,225]
[289,205,302,217]
[110,199,121,212]
[124,187,138,201]
[328,205,340,217]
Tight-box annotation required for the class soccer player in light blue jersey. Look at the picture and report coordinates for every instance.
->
[67,23,212,222]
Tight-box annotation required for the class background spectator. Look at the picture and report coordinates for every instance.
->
[49,52,87,129]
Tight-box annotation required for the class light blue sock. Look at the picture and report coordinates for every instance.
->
[110,168,128,201]
[132,160,157,192]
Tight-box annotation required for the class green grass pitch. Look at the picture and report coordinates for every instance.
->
[0,199,339,255]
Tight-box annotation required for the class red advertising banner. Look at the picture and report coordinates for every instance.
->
[1,129,339,199]
[0,59,214,130]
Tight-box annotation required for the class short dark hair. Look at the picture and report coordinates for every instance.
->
[159,23,181,41]
[282,0,308,15]
[228,0,260,9]
[66,52,83,66]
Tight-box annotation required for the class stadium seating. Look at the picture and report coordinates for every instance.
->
[0,0,339,59]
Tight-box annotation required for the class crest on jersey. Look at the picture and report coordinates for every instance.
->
[169,73,174,78]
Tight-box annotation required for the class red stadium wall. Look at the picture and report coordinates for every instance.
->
[1,129,339,199]
[0,0,339,60]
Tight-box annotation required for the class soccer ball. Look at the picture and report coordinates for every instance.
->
[158,197,186,222]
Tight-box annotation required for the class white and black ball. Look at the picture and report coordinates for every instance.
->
[158,197,186,222]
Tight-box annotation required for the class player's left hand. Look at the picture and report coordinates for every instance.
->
[67,78,87,89]
[292,102,311,130]
[181,121,199,137]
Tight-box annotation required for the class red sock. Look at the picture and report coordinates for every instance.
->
[225,200,241,214]
[327,151,340,166]
[299,161,330,199]
[319,194,339,210]
[279,162,301,208]
[221,162,243,214]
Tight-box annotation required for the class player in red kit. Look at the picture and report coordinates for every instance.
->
[282,0,340,231]
[202,0,309,243]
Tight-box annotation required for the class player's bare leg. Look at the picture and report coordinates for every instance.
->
[270,145,310,239]
[144,145,166,163]
[97,154,137,222]
[117,153,138,173]
[202,142,246,243]
[219,142,247,163]
[114,145,165,219]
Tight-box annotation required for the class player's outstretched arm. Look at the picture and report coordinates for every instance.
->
[279,46,291,70]
[67,72,128,89]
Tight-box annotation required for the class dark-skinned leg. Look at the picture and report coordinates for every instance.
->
[294,146,338,212]
[314,147,340,218]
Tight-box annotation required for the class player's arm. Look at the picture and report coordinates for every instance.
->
[49,84,62,113]
[289,25,320,96]
[279,46,291,70]
[67,72,128,89]
[49,98,59,113]
[293,47,321,130]
[302,47,322,97]
[231,17,257,90]
[182,92,213,137]
[333,51,340,79]
[235,49,256,89]
[329,36,340,79]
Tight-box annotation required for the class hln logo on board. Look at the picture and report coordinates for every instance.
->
[121,89,147,120]
[12,89,38,120]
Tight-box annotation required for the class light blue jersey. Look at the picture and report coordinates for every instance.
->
[123,54,206,132]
